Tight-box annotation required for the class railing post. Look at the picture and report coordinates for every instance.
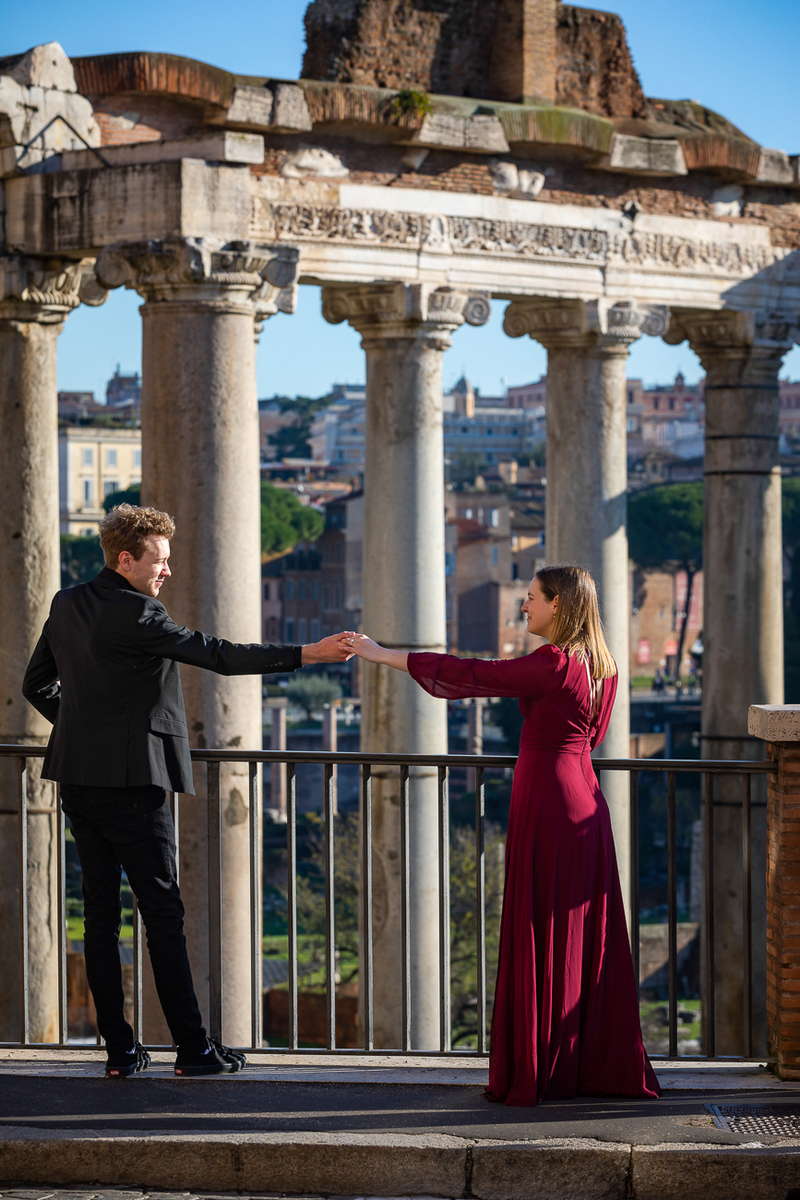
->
[749,704,800,1078]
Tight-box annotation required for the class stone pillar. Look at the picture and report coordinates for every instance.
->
[96,238,298,1046]
[0,255,85,1042]
[504,298,669,919]
[323,283,490,1048]
[669,309,797,1055]
[749,705,800,1079]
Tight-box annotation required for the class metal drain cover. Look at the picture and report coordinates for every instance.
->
[708,1104,800,1137]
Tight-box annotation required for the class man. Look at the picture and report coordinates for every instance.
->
[23,504,352,1078]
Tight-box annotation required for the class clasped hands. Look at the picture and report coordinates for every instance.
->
[300,631,384,664]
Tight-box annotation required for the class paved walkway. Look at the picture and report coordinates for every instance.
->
[0,1053,798,1199]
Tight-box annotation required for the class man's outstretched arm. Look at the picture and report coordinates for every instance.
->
[123,598,352,674]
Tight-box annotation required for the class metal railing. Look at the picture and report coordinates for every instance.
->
[0,743,773,1059]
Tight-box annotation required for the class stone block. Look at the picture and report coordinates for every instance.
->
[271,83,312,131]
[471,1139,630,1200]
[756,147,795,186]
[405,111,509,154]
[2,42,77,92]
[60,131,265,171]
[0,1132,468,1196]
[606,134,687,176]
[631,1144,800,1200]
[748,704,800,742]
[218,85,274,129]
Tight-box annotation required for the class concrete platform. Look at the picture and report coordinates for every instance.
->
[0,1052,799,1199]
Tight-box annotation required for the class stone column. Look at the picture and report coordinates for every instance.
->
[96,238,298,1046]
[669,309,797,1054]
[0,255,86,1042]
[323,283,490,1048]
[504,298,669,919]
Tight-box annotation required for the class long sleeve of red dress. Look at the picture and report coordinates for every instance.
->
[409,644,660,1106]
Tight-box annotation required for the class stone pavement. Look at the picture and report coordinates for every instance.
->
[0,1053,799,1199]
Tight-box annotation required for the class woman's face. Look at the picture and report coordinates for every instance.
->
[522,577,558,638]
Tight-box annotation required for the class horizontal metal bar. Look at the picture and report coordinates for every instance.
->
[0,743,773,774]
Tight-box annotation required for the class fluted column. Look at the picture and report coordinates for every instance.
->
[0,256,90,1042]
[96,238,298,1046]
[323,283,490,1048]
[669,307,798,1054]
[504,298,669,919]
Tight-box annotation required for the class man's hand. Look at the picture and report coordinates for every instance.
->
[301,632,356,664]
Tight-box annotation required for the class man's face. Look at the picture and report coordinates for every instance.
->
[117,536,172,597]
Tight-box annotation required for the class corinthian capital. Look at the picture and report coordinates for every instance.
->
[322,283,490,346]
[0,255,87,323]
[504,298,669,349]
[95,238,299,312]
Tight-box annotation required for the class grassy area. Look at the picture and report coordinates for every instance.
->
[640,997,702,1052]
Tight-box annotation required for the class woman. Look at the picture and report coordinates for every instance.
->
[344,564,660,1106]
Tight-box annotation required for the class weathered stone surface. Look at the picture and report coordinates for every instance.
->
[281,146,349,178]
[749,704,800,743]
[5,160,254,253]
[60,131,265,171]
[756,147,794,186]
[405,112,509,154]
[631,1144,800,1200]
[0,61,99,174]
[710,184,743,217]
[471,1139,630,1200]
[489,159,545,195]
[606,133,687,176]
[0,42,77,92]
[271,82,312,131]
[215,84,274,129]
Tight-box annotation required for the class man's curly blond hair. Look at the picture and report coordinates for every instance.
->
[99,504,176,567]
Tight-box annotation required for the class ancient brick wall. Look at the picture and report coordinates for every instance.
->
[556,4,645,117]
[302,0,643,113]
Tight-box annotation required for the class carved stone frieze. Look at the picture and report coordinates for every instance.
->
[254,200,784,278]
[322,282,490,345]
[95,238,299,314]
[0,255,86,322]
[503,297,669,348]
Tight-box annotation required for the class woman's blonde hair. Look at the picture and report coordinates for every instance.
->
[535,564,616,679]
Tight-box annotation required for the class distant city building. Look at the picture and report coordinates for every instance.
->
[309,378,546,476]
[106,365,141,409]
[59,426,142,536]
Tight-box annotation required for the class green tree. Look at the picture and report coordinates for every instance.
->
[286,675,342,720]
[103,484,141,511]
[261,481,324,557]
[60,534,104,586]
[267,395,328,460]
[783,478,800,700]
[628,483,703,680]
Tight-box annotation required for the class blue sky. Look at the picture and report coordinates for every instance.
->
[5,0,799,398]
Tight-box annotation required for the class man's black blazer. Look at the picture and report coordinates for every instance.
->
[22,567,302,794]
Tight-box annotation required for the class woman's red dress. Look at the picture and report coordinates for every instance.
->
[408,644,661,1106]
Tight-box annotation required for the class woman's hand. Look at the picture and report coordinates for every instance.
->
[342,634,409,673]
[342,633,385,662]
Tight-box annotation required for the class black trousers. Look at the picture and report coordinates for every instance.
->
[61,783,206,1052]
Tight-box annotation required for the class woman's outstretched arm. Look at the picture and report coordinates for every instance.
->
[345,634,566,700]
[344,634,408,672]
